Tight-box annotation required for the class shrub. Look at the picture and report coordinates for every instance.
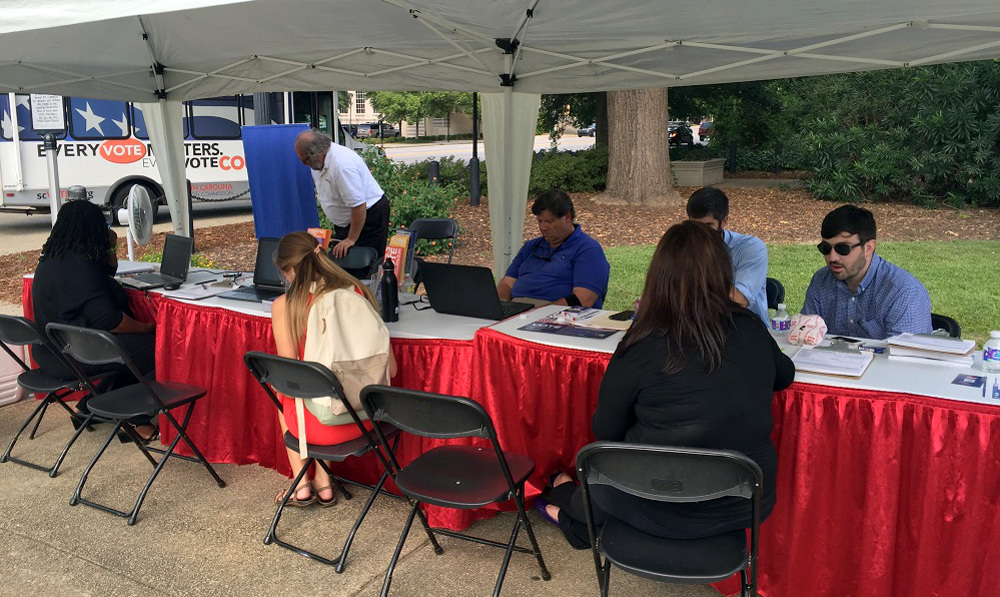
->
[524,146,608,194]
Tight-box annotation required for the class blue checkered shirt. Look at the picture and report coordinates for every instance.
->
[801,254,932,340]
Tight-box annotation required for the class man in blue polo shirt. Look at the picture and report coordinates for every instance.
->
[497,189,610,308]
[802,205,931,339]
[686,187,770,324]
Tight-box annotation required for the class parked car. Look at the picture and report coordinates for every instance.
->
[577,123,596,137]
[341,123,359,138]
[668,121,695,146]
[356,122,399,139]
[698,120,713,141]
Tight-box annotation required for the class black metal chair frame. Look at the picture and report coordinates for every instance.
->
[409,218,459,264]
[576,442,762,597]
[328,245,381,279]
[765,277,785,311]
[243,351,404,572]
[361,384,551,597]
[45,322,226,525]
[0,315,96,477]
[930,313,962,339]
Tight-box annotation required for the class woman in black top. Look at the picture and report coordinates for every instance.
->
[543,220,795,548]
[32,200,157,440]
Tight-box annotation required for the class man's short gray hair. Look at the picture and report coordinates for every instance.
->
[301,129,332,160]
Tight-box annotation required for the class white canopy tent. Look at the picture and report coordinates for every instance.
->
[3,0,999,271]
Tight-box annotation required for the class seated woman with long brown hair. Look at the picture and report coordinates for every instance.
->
[270,231,396,507]
[541,220,794,548]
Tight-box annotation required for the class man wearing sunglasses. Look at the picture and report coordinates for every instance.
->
[686,187,769,324]
[497,189,610,308]
[802,205,931,339]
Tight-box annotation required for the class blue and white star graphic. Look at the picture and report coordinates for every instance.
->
[74,102,105,135]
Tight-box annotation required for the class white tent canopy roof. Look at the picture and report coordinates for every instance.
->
[2,0,1000,100]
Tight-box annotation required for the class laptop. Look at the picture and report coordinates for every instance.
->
[119,234,194,290]
[218,237,286,302]
[418,261,534,320]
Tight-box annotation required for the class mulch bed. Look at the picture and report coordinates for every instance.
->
[5,187,1000,306]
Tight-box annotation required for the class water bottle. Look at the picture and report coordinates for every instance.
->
[983,331,1000,373]
[771,303,791,332]
[380,258,399,323]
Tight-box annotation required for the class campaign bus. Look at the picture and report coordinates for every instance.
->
[0,92,361,222]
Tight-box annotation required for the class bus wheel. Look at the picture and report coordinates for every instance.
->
[110,183,161,225]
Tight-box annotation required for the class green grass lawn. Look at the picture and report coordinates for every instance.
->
[605,240,1000,346]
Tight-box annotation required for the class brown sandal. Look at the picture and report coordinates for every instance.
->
[275,482,315,507]
[314,485,337,507]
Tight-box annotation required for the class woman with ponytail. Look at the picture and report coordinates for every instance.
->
[270,231,396,507]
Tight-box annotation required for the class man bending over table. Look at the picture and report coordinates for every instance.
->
[802,204,931,339]
[497,189,610,308]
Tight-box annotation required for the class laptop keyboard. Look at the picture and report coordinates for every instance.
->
[131,272,173,284]
[226,286,284,301]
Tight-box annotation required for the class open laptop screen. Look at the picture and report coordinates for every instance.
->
[253,237,284,289]
[160,234,194,280]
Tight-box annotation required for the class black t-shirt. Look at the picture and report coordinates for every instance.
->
[592,308,795,536]
[32,252,132,373]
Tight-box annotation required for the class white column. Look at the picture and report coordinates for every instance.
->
[139,99,190,237]
[481,90,540,276]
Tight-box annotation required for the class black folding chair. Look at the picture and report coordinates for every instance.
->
[329,245,381,280]
[45,322,225,525]
[765,277,785,311]
[361,385,551,597]
[0,315,93,477]
[409,218,459,263]
[576,442,762,597]
[243,351,401,572]
[931,313,962,338]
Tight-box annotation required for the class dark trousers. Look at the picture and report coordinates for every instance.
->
[333,195,391,276]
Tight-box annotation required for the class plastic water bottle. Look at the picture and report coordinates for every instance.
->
[380,258,399,323]
[771,303,791,332]
[983,331,1000,373]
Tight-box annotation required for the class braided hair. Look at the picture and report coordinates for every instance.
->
[39,200,111,263]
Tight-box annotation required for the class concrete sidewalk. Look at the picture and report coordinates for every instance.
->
[0,399,721,597]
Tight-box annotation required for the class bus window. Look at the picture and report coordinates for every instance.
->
[1,94,67,141]
[190,97,241,139]
[68,98,130,140]
[131,103,190,140]
[239,94,286,126]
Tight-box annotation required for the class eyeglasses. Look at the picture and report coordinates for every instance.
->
[531,244,563,262]
[817,241,863,256]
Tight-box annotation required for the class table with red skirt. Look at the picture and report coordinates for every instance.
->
[21,278,1000,597]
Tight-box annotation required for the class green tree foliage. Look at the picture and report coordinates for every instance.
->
[787,61,1000,206]
[366,91,474,132]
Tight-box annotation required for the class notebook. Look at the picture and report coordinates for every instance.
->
[118,234,193,290]
[218,237,286,302]
[418,261,533,321]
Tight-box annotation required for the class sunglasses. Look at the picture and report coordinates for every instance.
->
[817,241,863,256]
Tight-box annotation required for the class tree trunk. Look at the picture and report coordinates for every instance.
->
[600,88,680,206]
[595,92,608,148]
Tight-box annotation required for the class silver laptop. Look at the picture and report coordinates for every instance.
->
[119,234,193,290]
[218,237,286,302]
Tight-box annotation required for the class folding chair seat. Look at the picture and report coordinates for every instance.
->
[361,385,551,597]
[45,322,225,525]
[243,351,401,572]
[575,442,762,597]
[0,315,93,477]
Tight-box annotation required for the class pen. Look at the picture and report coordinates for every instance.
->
[983,379,987,398]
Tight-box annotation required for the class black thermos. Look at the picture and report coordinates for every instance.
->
[380,258,399,322]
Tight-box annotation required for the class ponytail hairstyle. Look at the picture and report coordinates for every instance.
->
[620,220,735,374]
[274,231,378,349]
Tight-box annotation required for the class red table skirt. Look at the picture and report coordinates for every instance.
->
[21,278,1000,596]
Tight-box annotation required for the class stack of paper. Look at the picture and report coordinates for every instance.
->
[887,333,975,367]
[792,347,874,378]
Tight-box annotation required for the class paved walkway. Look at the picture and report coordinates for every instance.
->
[0,399,722,597]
